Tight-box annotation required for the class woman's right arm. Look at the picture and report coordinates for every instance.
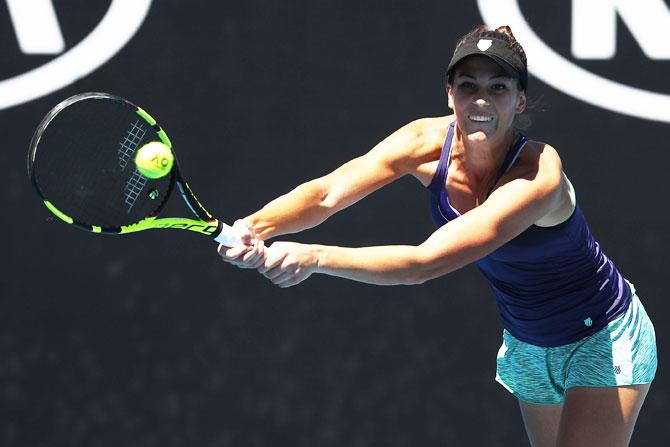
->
[246,119,442,239]
[218,118,444,263]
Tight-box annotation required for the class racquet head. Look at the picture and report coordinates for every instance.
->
[28,92,240,245]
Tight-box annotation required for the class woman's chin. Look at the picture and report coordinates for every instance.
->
[466,130,489,142]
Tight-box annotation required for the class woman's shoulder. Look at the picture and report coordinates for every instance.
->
[403,115,453,150]
[516,140,575,226]
[508,138,564,190]
[517,138,562,170]
[395,115,453,185]
[522,137,558,153]
[407,115,454,132]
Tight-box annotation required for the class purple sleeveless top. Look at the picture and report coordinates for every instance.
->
[427,122,631,347]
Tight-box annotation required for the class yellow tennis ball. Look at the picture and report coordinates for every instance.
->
[134,141,174,179]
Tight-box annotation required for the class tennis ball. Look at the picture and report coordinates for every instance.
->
[134,141,174,179]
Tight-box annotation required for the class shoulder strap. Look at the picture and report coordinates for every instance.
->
[486,134,528,197]
[427,121,455,193]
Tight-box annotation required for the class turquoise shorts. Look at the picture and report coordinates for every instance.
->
[495,285,657,404]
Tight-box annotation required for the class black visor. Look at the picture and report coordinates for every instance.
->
[447,36,528,90]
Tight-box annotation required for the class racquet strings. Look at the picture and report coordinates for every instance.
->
[31,96,174,229]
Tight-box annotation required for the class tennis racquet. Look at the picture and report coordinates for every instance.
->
[28,92,242,246]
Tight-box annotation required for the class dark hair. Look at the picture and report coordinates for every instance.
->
[447,25,528,91]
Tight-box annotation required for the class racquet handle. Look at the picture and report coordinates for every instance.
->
[214,222,244,247]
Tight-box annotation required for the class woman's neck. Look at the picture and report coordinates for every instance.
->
[451,126,517,183]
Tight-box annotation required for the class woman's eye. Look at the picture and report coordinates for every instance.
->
[492,83,507,91]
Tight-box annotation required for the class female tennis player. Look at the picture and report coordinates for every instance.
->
[218,26,657,447]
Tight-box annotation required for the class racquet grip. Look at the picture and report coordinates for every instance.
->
[214,222,244,246]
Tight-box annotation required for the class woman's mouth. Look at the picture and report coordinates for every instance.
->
[468,114,494,122]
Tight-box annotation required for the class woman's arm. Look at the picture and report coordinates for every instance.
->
[217,119,443,268]
[259,143,566,287]
[218,118,445,267]
[241,119,443,240]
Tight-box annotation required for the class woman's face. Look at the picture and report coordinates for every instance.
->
[448,55,526,144]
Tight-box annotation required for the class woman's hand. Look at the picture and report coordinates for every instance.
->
[259,242,319,288]
[217,220,266,269]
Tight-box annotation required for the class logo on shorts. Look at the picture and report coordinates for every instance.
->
[584,317,593,327]
[614,365,622,375]
[1,0,153,110]
[477,0,670,123]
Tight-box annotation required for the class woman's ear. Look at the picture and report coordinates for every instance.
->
[516,92,527,114]
[447,86,454,110]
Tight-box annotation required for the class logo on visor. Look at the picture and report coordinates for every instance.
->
[477,39,493,51]
[477,0,670,123]
[0,0,153,110]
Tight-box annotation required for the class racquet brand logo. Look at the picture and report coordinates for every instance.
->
[154,222,219,236]
[477,0,670,123]
[0,0,152,110]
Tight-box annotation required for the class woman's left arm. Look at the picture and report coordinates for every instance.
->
[260,143,566,287]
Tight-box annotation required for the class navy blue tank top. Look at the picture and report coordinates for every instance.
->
[427,122,631,347]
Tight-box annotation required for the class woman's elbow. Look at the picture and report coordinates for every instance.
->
[401,248,452,285]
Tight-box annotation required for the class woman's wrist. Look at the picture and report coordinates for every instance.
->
[311,244,326,274]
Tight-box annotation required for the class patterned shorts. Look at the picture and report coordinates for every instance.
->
[495,285,657,404]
